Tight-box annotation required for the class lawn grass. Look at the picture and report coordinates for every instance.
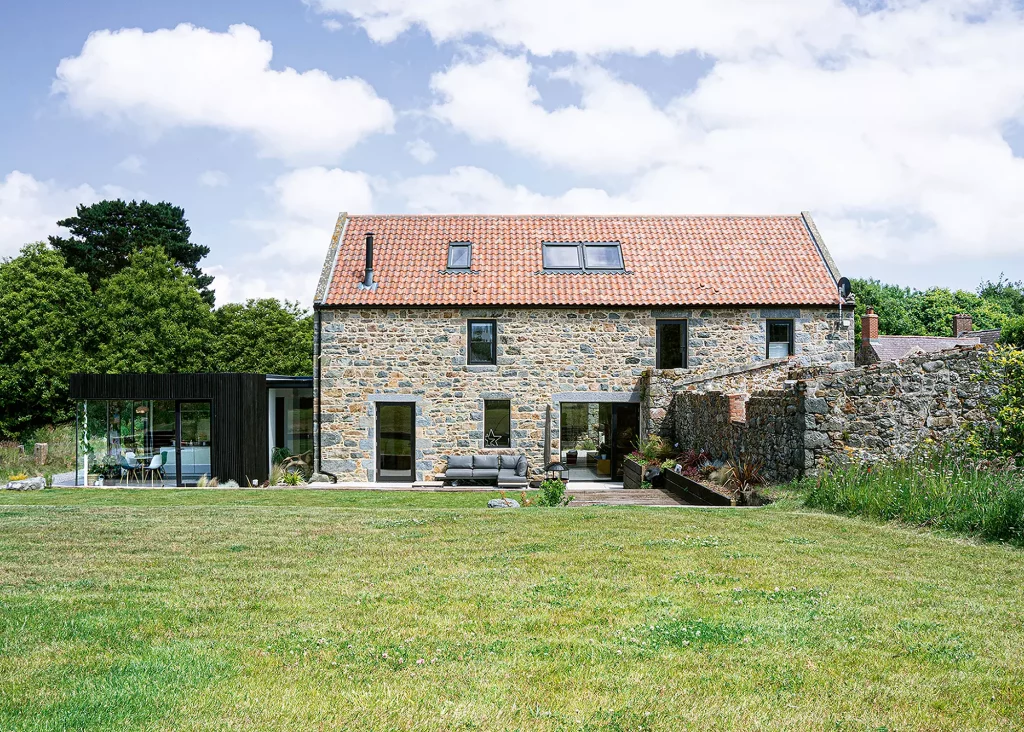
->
[1,490,1023,730]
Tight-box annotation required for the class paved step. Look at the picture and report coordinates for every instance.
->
[567,488,688,506]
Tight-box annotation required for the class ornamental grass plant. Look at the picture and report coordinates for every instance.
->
[804,449,1024,546]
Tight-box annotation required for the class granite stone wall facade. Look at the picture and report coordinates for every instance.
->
[665,345,997,483]
[316,306,851,482]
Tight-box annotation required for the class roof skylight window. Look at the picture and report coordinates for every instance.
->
[447,242,472,270]
[542,242,623,272]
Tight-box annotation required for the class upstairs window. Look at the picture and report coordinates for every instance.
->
[468,320,497,365]
[656,320,688,369]
[767,319,794,359]
[447,242,472,270]
[542,242,623,272]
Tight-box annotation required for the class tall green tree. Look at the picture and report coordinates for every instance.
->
[211,299,313,375]
[50,200,214,305]
[978,276,1024,319]
[94,247,214,374]
[0,244,96,438]
[1000,317,1024,348]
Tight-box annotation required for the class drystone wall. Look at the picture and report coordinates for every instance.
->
[665,345,998,482]
[670,387,806,483]
[800,346,998,469]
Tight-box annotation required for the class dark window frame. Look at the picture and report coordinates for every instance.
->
[766,319,795,359]
[467,319,497,365]
[656,319,688,370]
[375,401,416,483]
[542,241,624,272]
[542,243,583,270]
[483,399,511,448]
[447,242,472,270]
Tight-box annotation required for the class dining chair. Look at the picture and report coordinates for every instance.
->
[143,453,166,487]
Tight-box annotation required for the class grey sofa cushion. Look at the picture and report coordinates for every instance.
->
[471,468,499,478]
[515,455,528,476]
[473,455,499,470]
[447,455,473,470]
[500,454,520,470]
[498,468,528,484]
[444,468,474,479]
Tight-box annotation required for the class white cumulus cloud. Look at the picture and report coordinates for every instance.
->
[212,167,375,304]
[0,171,102,258]
[54,23,395,163]
[405,138,437,164]
[412,2,1024,270]
[303,0,849,58]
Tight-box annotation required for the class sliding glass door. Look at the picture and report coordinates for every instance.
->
[559,402,641,482]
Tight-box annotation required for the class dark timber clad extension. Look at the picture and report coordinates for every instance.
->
[70,373,270,485]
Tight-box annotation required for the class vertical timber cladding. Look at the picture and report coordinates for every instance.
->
[68,373,270,485]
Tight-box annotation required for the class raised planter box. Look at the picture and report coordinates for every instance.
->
[622,458,644,490]
[662,469,733,506]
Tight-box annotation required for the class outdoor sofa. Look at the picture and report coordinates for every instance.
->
[441,454,529,487]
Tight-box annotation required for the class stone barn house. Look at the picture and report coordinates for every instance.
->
[312,213,855,483]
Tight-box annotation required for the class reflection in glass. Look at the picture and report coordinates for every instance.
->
[377,403,414,481]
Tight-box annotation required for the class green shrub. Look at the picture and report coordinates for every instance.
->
[804,451,1024,546]
[536,478,572,507]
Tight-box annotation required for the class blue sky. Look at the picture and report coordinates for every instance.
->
[1,0,1023,305]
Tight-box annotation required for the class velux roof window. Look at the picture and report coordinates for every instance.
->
[447,242,472,270]
[542,242,623,272]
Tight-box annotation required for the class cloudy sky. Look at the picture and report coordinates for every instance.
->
[1,0,1023,305]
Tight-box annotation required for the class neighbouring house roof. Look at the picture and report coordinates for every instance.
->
[869,335,982,362]
[966,329,1001,346]
[316,213,842,307]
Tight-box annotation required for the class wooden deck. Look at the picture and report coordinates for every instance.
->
[567,488,689,507]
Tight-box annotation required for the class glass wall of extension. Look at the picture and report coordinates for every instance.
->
[71,373,312,487]
[559,402,641,482]
[77,399,212,486]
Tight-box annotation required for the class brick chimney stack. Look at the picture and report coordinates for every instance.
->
[861,306,879,346]
[952,313,973,338]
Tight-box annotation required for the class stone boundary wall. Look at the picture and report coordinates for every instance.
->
[665,345,997,482]
[801,346,998,470]
[670,387,805,483]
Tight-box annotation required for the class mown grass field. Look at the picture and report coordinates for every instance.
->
[1,490,1023,730]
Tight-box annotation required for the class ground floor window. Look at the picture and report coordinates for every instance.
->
[767,319,795,359]
[484,400,511,447]
[269,388,313,469]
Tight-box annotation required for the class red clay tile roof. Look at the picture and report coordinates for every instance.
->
[319,214,841,307]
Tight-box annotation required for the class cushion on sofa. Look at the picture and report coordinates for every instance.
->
[471,468,499,478]
[515,455,528,477]
[444,468,474,479]
[447,455,473,470]
[498,468,528,484]
[473,455,500,470]
[500,454,520,470]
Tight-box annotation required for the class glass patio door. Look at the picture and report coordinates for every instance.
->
[376,403,415,482]
[610,404,641,481]
[177,401,212,486]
